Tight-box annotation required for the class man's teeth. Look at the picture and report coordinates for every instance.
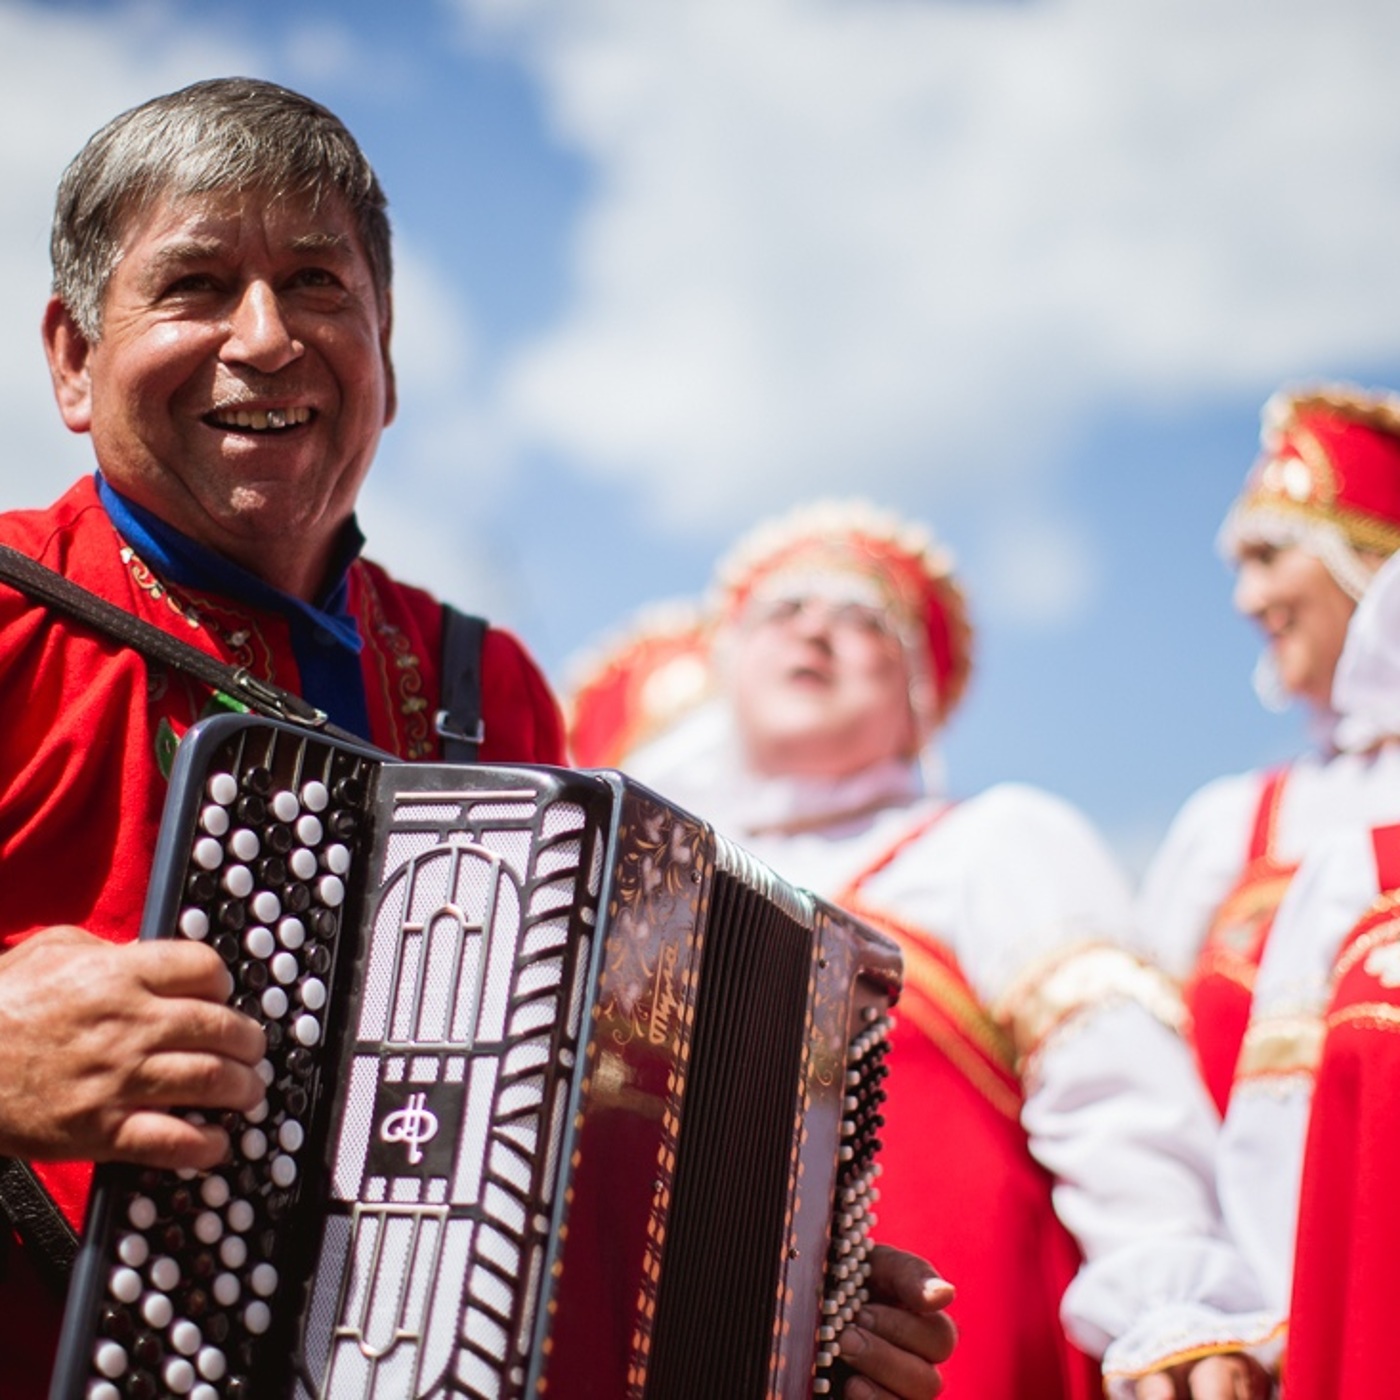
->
[215,406,312,431]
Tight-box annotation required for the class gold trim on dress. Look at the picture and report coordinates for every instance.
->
[994,942,1188,1067]
[1235,1013,1325,1080]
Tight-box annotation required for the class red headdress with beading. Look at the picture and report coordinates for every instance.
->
[1221,385,1400,599]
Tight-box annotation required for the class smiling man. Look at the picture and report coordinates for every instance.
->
[0,77,567,1395]
[0,79,952,1400]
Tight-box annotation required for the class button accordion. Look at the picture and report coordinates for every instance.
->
[51,713,901,1400]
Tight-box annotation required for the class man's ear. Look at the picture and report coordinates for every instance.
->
[42,297,94,434]
[379,292,397,428]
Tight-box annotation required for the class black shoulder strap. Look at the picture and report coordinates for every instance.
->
[436,604,488,762]
[0,543,372,749]
[0,1157,78,1297]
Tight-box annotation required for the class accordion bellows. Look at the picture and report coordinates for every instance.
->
[52,714,901,1400]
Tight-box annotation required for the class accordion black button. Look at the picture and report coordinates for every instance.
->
[328,808,358,840]
[304,945,331,976]
[216,900,247,933]
[241,768,272,799]
[257,856,288,888]
[264,823,294,855]
[186,870,219,904]
[127,1369,158,1400]
[282,882,311,914]
[98,1304,132,1343]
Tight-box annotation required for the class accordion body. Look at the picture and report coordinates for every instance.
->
[52,714,901,1400]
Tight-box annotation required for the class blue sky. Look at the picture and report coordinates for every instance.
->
[4,0,1400,875]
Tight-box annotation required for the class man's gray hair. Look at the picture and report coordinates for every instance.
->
[51,76,392,338]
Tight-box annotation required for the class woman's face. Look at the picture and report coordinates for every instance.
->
[727,585,919,780]
[1233,541,1359,709]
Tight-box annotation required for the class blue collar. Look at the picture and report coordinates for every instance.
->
[96,473,365,654]
[96,473,374,740]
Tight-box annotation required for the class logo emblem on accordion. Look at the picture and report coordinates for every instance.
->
[368,1080,461,1179]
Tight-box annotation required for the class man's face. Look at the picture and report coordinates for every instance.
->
[44,185,395,599]
[1233,540,1359,708]
[728,579,919,780]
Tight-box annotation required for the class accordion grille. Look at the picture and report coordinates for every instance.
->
[645,866,814,1397]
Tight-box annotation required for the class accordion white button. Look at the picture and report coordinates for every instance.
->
[278,1119,305,1153]
[171,1319,202,1355]
[213,1271,241,1307]
[296,814,323,846]
[140,1291,173,1328]
[244,1300,272,1335]
[192,838,223,871]
[197,1346,228,1381]
[219,1235,248,1268]
[149,1255,180,1292]
[323,842,351,875]
[228,828,260,862]
[193,1210,223,1245]
[116,1232,149,1268]
[293,1013,321,1046]
[300,779,329,812]
[199,1175,230,1208]
[162,1356,195,1394]
[107,1267,141,1305]
[272,789,301,823]
[316,874,345,908]
[250,1262,279,1297]
[244,926,275,959]
[222,865,254,898]
[250,889,281,923]
[289,847,318,881]
[271,952,298,985]
[260,987,289,1020]
[207,772,239,805]
[240,1127,268,1161]
[270,1153,298,1188]
[227,1199,255,1233]
[126,1196,157,1231]
[299,977,327,1011]
[178,908,210,940]
[278,915,307,949]
[93,1341,127,1379]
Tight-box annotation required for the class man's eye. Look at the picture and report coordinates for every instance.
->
[164,273,219,295]
[292,267,338,289]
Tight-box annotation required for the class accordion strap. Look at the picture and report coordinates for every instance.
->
[0,542,373,747]
[0,1157,78,1298]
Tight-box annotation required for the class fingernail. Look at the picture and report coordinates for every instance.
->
[855,1309,876,1331]
[839,1326,868,1358]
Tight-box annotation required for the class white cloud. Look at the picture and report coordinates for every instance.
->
[975,512,1097,629]
[455,0,1400,558]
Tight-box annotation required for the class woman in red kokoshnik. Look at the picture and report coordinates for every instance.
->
[1103,384,1400,1396]
[567,501,1232,1400]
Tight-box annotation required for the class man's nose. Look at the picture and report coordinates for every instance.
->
[222,280,303,374]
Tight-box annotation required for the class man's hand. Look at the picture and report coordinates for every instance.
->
[0,926,267,1169]
[837,1244,957,1399]
[1135,1353,1273,1400]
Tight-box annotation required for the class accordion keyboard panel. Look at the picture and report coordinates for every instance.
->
[51,714,903,1400]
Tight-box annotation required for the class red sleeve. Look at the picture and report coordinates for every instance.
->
[480,627,567,766]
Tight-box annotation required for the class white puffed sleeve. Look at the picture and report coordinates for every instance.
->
[858,785,1262,1378]
[1095,824,1385,1392]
